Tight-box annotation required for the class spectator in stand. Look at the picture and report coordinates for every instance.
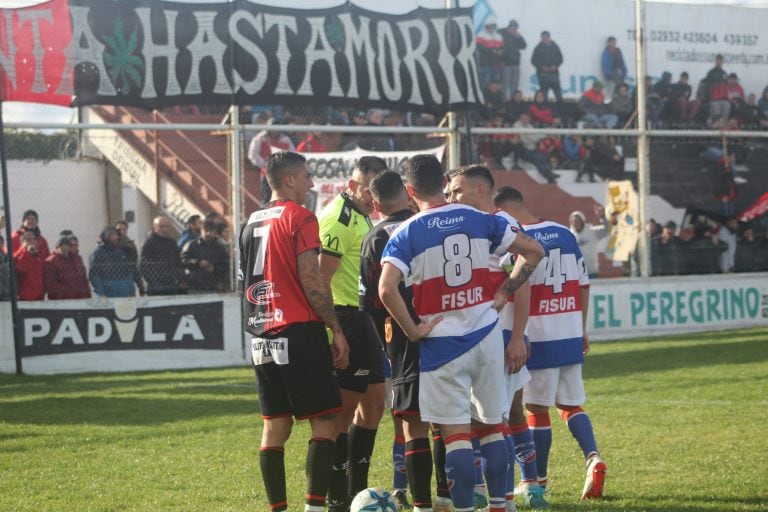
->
[651,221,682,276]
[506,89,530,124]
[718,217,739,273]
[248,112,296,204]
[563,134,589,172]
[13,231,45,301]
[177,214,202,249]
[651,72,674,124]
[0,235,9,300]
[682,223,726,274]
[669,72,701,124]
[484,80,508,121]
[726,73,745,110]
[362,109,394,151]
[585,137,624,180]
[757,86,768,118]
[181,218,230,293]
[609,82,633,127]
[89,227,136,298]
[475,16,504,91]
[704,54,729,125]
[531,31,564,106]
[736,93,768,128]
[569,205,612,278]
[297,130,327,153]
[481,112,517,168]
[734,225,766,272]
[529,89,560,126]
[511,112,560,183]
[115,220,145,296]
[11,209,50,258]
[579,81,618,128]
[140,216,185,296]
[632,76,662,128]
[44,233,91,300]
[499,19,526,100]
[601,36,627,99]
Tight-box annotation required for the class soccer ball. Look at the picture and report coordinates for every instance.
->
[350,487,399,511]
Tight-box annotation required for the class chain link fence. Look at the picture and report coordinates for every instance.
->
[2,100,768,303]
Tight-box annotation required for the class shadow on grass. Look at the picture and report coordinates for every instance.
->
[585,334,768,379]
[0,396,261,426]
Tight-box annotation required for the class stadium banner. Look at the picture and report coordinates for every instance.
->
[588,273,768,340]
[0,0,482,111]
[298,145,445,215]
[0,294,245,374]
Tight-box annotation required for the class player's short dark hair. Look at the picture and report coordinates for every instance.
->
[403,154,445,196]
[541,30,550,38]
[370,171,406,203]
[186,214,201,226]
[355,156,388,177]
[451,164,495,190]
[493,186,525,207]
[266,151,307,189]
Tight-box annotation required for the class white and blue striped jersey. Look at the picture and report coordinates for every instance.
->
[381,203,517,371]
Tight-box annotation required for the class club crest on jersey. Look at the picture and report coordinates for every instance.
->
[246,280,281,305]
[427,215,465,231]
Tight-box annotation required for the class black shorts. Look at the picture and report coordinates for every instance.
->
[335,308,386,393]
[253,322,342,420]
[383,316,422,415]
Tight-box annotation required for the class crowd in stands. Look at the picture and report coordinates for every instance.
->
[0,210,233,301]
[649,217,768,275]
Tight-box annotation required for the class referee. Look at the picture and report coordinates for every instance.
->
[318,156,388,510]
[240,151,349,512]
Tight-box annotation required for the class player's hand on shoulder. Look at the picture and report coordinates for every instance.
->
[331,330,350,369]
[410,316,443,342]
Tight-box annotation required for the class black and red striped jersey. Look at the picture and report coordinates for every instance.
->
[239,200,321,335]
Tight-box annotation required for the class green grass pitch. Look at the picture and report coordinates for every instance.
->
[1,327,766,511]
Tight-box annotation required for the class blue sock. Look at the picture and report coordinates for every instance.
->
[471,435,484,487]
[562,407,598,459]
[527,413,552,481]
[510,423,538,483]
[504,434,515,498]
[444,434,475,510]
[479,428,508,510]
[393,435,407,490]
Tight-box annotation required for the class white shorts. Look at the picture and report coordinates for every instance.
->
[501,365,531,421]
[419,324,506,425]
[523,364,586,407]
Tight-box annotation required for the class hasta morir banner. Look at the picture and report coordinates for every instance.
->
[0,0,484,112]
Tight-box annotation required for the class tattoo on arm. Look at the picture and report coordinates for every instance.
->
[298,251,341,332]
[502,262,537,295]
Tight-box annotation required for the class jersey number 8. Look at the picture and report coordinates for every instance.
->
[442,233,472,287]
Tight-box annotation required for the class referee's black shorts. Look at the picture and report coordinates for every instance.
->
[253,321,342,420]
[335,307,386,393]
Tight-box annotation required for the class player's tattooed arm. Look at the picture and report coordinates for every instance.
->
[298,250,349,368]
[297,250,341,333]
[499,232,544,296]
[500,260,539,296]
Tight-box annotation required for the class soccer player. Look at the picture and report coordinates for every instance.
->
[360,170,435,511]
[379,154,544,512]
[448,167,549,511]
[494,186,608,501]
[240,151,350,512]
[318,156,388,510]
